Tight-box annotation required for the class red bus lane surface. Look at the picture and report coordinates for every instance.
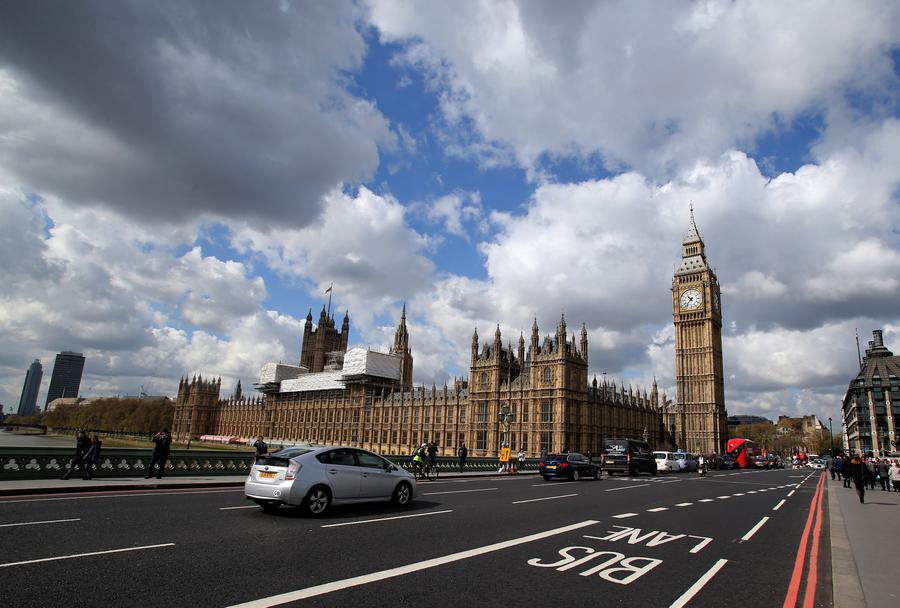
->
[783,472,826,608]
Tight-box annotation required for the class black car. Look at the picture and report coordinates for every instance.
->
[538,453,601,481]
[603,438,657,476]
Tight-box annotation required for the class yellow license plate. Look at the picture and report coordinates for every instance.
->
[259,471,277,479]
[606,460,614,464]
[547,465,556,469]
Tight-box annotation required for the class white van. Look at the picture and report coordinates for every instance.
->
[653,451,679,473]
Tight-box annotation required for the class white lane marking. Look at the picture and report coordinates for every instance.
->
[732,493,745,496]
[661,480,680,484]
[605,483,650,492]
[0,543,175,568]
[423,488,498,496]
[698,499,714,503]
[321,510,453,528]
[228,519,600,608]
[0,518,80,528]
[669,558,729,608]
[757,489,767,492]
[746,491,757,494]
[675,502,693,507]
[687,536,714,554]
[741,517,770,541]
[773,499,786,511]
[729,473,741,476]
[647,507,669,512]
[716,496,730,499]
[712,474,726,477]
[512,494,578,505]
[0,488,242,504]
[611,513,639,519]
[787,490,796,497]
[220,505,259,510]
[531,482,574,487]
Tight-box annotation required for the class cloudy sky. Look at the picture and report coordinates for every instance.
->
[1,1,899,426]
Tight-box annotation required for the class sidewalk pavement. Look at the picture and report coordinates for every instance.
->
[828,475,900,608]
[0,469,537,497]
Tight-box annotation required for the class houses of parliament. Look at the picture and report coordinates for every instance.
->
[172,212,727,456]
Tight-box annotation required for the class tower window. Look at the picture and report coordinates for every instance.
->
[543,368,553,384]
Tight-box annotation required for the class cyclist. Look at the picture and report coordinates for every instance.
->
[427,441,438,467]
[412,444,427,479]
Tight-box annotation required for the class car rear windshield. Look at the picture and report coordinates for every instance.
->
[605,440,628,452]
[271,448,312,459]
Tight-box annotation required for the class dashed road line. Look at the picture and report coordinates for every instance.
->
[741,516,770,541]
[647,507,669,512]
[512,494,578,505]
[611,513,639,519]
[605,484,650,492]
[773,499,786,511]
[322,510,453,528]
[669,559,729,608]
[0,518,81,528]
[698,498,714,503]
[716,495,730,499]
[422,488,498,496]
[787,490,796,497]
[220,505,258,510]
[733,493,745,496]
[0,543,175,568]
[675,502,693,507]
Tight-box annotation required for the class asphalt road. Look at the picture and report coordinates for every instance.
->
[0,468,830,608]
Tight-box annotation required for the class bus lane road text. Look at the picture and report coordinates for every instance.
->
[526,525,715,586]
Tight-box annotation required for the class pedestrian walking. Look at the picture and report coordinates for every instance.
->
[832,454,843,482]
[457,443,468,472]
[866,458,877,490]
[828,454,836,480]
[83,434,103,480]
[849,454,866,503]
[890,460,900,493]
[60,431,91,480]
[146,429,172,479]
[877,458,890,491]
[253,435,268,457]
[517,448,526,473]
[841,454,852,488]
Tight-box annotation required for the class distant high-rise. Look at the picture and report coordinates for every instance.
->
[45,351,86,408]
[17,359,43,417]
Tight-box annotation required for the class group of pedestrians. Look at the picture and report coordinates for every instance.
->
[831,452,900,503]
[61,428,172,480]
[60,431,103,480]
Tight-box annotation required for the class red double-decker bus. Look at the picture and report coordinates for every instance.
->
[726,438,759,469]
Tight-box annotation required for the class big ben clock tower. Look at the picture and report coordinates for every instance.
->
[672,207,727,454]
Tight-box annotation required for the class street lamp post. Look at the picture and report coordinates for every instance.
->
[828,417,833,456]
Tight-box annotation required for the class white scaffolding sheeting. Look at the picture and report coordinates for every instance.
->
[258,362,306,384]
[341,348,401,380]
[280,370,345,392]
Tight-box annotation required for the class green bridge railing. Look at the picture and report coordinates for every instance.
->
[0,447,535,480]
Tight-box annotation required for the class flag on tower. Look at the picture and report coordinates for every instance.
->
[324,283,333,294]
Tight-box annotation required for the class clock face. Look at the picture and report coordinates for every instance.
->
[680,288,703,310]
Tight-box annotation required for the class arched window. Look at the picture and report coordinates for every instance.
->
[480,372,489,387]
[543,367,553,384]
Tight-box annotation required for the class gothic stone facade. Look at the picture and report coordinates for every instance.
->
[173,312,669,457]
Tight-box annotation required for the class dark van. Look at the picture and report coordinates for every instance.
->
[603,438,657,476]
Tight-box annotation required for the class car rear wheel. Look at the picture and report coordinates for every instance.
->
[392,481,412,506]
[303,486,331,516]
[542,475,552,481]
[651,467,658,476]
[572,469,580,481]
[592,468,599,480]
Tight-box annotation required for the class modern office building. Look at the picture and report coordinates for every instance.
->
[45,351,86,408]
[17,359,43,417]
[841,330,900,455]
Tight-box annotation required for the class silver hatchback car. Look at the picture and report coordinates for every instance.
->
[245,445,416,515]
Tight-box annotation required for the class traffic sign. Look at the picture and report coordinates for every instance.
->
[500,447,511,462]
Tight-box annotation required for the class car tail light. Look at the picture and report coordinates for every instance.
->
[559,462,569,468]
[285,461,301,481]
[538,462,545,468]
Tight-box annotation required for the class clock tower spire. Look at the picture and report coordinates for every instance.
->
[672,207,727,454]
